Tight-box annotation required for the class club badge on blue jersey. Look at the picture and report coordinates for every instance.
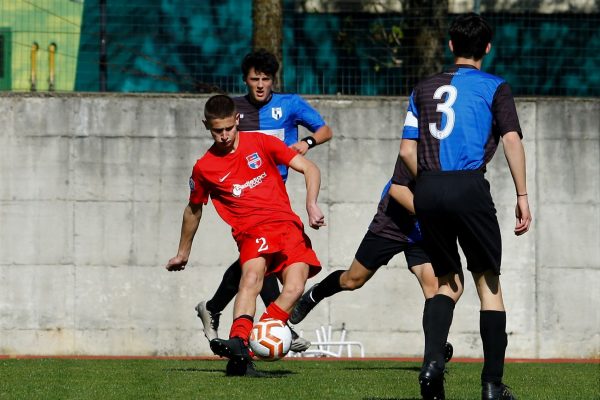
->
[246,153,262,169]
[271,107,282,120]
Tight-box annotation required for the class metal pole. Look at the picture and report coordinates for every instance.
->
[48,43,56,91]
[30,42,38,92]
[99,0,107,91]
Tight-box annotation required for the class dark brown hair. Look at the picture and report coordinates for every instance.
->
[449,13,493,60]
[204,94,236,121]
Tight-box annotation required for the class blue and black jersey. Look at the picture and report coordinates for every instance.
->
[367,155,421,244]
[234,93,326,181]
[402,64,522,172]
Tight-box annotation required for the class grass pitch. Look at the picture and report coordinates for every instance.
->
[0,358,598,399]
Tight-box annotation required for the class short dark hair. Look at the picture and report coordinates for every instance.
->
[204,94,236,121]
[449,13,493,60]
[241,49,280,79]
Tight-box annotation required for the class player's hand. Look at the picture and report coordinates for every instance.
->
[165,255,188,271]
[514,196,532,236]
[307,203,326,229]
[290,141,309,155]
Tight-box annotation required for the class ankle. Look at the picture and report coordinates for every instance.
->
[205,300,218,314]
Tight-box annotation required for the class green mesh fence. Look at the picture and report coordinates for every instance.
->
[1,0,598,96]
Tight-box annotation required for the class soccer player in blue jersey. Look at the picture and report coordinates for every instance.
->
[399,13,532,400]
[196,49,333,355]
[289,155,453,363]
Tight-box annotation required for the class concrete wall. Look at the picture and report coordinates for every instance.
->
[0,93,598,359]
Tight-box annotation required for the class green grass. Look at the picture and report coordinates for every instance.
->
[0,358,598,399]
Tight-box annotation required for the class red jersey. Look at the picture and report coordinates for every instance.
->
[189,132,302,239]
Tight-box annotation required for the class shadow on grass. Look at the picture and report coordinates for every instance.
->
[345,366,421,372]
[247,370,295,378]
[164,367,224,373]
[363,397,420,400]
[164,367,295,378]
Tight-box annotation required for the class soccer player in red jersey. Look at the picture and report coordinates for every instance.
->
[196,50,332,354]
[165,94,325,376]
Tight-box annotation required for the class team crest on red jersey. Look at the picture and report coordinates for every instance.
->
[246,153,262,169]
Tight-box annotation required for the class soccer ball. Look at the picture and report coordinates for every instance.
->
[249,318,292,361]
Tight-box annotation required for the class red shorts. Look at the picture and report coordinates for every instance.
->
[236,221,321,278]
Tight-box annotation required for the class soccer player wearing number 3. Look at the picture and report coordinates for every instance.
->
[166,95,325,376]
[289,155,453,364]
[400,13,532,400]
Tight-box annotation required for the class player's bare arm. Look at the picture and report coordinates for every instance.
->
[290,125,333,155]
[399,139,418,177]
[166,202,203,271]
[388,183,416,214]
[288,154,326,229]
[501,131,532,235]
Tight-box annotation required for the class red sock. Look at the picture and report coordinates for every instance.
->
[260,302,290,324]
[229,315,253,344]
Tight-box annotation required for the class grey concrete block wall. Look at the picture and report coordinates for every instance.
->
[0,94,598,358]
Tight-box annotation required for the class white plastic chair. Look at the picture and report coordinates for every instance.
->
[289,324,365,358]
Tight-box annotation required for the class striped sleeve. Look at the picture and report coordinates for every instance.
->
[402,91,419,140]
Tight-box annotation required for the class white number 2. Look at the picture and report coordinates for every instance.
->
[256,237,269,252]
[429,85,457,140]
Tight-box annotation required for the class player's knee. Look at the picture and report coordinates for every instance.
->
[422,282,438,299]
[239,272,262,294]
[340,274,366,291]
[281,282,305,300]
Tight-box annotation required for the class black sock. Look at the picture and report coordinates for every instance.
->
[311,270,344,302]
[206,259,241,313]
[260,274,281,306]
[422,298,433,354]
[423,294,455,367]
[480,310,507,384]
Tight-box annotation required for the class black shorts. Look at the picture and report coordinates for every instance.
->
[414,170,502,277]
[354,230,430,271]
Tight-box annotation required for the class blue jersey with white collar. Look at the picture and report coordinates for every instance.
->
[234,93,326,181]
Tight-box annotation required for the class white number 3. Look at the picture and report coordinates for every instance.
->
[429,85,457,140]
[256,237,269,252]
